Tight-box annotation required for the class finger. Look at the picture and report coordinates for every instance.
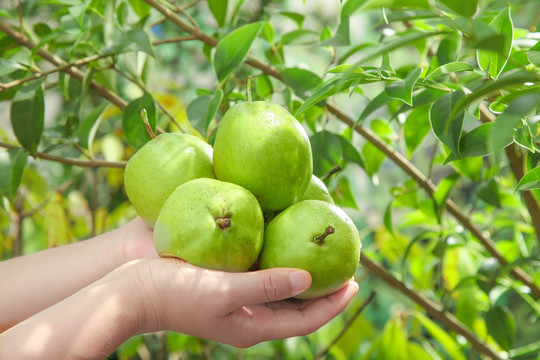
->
[238,280,359,343]
[222,268,312,310]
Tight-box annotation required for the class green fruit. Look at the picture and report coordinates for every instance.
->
[213,101,313,212]
[124,133,216,228]
[299,175,334,204]
[153,178,264,272]
[259,200,361,299]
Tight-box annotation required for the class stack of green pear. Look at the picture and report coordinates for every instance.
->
[124,98,361,298]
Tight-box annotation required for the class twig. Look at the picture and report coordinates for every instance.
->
[17,0,23,35]
[141,0,540,300]
[320,164,343,183]
[0,53,117,92]
[316,291,376,359]
[0,141,126,168]
[152,35,196,45]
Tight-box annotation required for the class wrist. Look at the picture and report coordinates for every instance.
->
[118,217,158,263]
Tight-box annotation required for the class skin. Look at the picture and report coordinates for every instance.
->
[0,217,358,359]
[213,101,313,212]
[299,175,335,204]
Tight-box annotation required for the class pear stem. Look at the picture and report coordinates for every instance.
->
[313,226,335,246]
[247,76,253,102]
[139,108,156,139]
[215,217,231,230]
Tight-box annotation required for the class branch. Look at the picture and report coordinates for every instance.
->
[0,53,117,92]
[0,19,127,110]
[359,254,503,360]
[0,141,126,168]
[152,35,196,46]
[479,103,540,246]
[141,0,540,300]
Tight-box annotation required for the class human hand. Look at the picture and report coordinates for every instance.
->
[127,258,359,347]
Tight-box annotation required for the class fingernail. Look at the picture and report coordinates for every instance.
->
[289,270,311,293]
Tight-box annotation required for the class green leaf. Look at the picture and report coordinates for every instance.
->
[213,22,263,82]
[404,105,431,158]
[0,59,26,77]
[385,67,422,106]
[477,7,513,78]
[256,74,273,99]
[455,122,493,159]
[438,0,477,17]
[281,29,319,45]
[433,172,460,220]
[429,90,465,157]
[10,82,45,154]
[425,62,475,80]
[310,130,343,176]
[122,92,156,150]
[477,178,501,208]
[527,41,540,67]
[187,90,223,138]
[516,166,540,192]
[340,135,365,169]
[280,11,305,28]
[209,0,228,27]
[128,0,151,18]
[514,124,535,152]
[262,21,274,44]
[358,91,393,123]
[0,148,28,201]
[485,306,516,351]
[409,311,466,360]
[491,90,540,155]
[320,16,350,47]
[78,102,108,149]
[105,29,155,57]
[281,68,323,99]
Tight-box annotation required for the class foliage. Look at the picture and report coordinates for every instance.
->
[1,0,540,359]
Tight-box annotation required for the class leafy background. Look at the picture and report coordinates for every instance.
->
[1,0,540,359]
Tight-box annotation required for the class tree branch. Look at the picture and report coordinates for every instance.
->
[0,142,126,168]
[141,0,540,300]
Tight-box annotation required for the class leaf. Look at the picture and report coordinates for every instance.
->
[514,124,535,152]
[0,59,26,77]
[10,82,45,154]
[213,22,263,82]
[128,0,151,18]
[358,91,393,123]
[477,178,501,208]
[281,68,323,99]
[280,11,305,28]
[105,29,155,57]
[339,135,365,169]
[320,16,350,47]
[491,90,540,155]
[0,148,28,201]
[385,67,422,106]
[438,0,477,17]
[455,122,493,158]
[516,166,540,192]
[77,102,108,149]
[527,41,540,67]
[310,130,343,176]
[409,311,466,360]
[485,306,516,351]
[256,74,273,99]
[122,92,156,150]
[404,105,431,158]
[281,29,319,45]
[477,7,513,78]
[429,90,466,157]
[187,90,223,138]
[425,62,475,80]
[433,172,460,220]
[209,0,228,27]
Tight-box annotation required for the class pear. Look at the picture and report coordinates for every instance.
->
[259,200,361,299]
[213,101,313,212]
[299,174,334,204]
[124,133,216,228]
[153,178,264,272]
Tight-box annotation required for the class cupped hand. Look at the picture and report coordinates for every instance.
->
[128,258,359,348]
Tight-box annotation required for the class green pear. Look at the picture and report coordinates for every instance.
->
[153,178,264,272]
[124,133,216,228]
[299,174,334,204]
[213,101,313,212]
[259,200,361,299]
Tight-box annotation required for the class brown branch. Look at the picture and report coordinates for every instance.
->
[359,254,503,360]
[152,35,196,46]
[479,104,540,246]
[0,53,117,91]
[142,0,540,301]
[316,291,376,359]
[0,141,126,168]
[0,19,127,110]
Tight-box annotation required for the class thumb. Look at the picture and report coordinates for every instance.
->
[225,268,312,309]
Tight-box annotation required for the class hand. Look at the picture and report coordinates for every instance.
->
[129,258,359,347]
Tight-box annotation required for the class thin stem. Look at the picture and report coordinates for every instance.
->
[152,35,196,46]
[0,141,126,168]
[247,76,253,102]
[139,108,157,139]
[320,164,343,183]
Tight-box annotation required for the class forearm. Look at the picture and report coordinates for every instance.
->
[0,263,143,360]
[0,217,156,331]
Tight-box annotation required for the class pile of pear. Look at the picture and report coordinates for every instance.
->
[124,100,361,299]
